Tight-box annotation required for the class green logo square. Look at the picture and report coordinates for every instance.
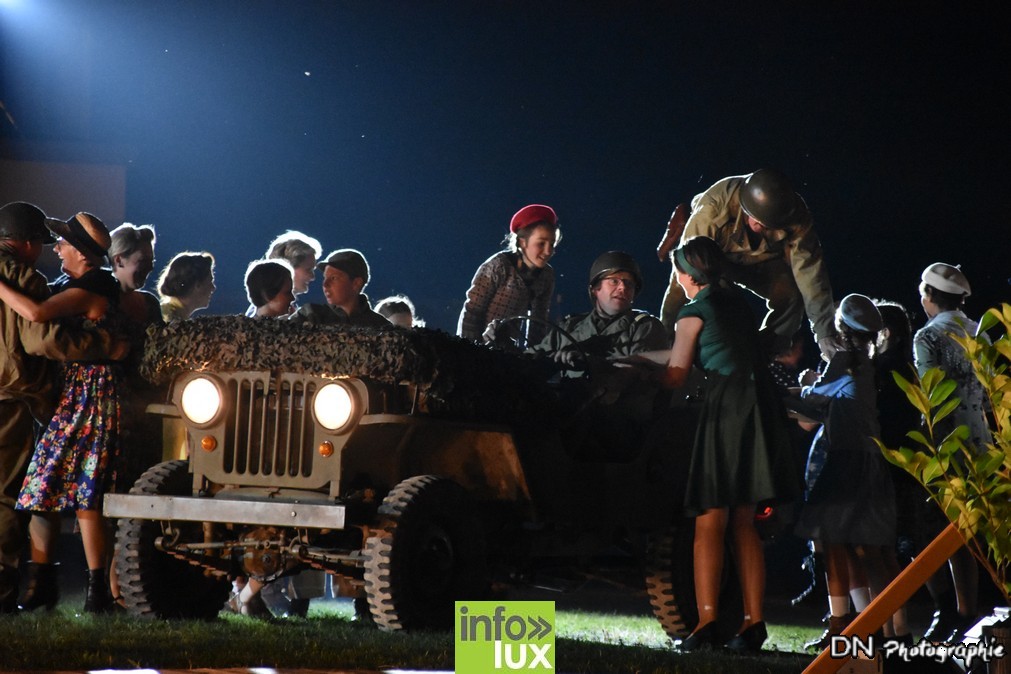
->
[455,600,556,672]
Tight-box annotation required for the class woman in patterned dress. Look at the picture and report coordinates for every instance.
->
[0,212,122,613]
[457,204,560,346]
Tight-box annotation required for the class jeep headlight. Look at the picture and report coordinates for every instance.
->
[313,382,356,432]
[180,376,222,426]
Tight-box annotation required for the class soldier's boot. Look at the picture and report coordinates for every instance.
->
[0,565,20,614]
[18,562,59,611]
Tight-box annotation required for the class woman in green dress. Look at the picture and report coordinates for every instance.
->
[631,236,801,652]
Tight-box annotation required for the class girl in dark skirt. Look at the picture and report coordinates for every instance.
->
[629,236,801,652]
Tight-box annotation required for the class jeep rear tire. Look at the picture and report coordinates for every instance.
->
[115,460,230,619]
[363,475,487,630]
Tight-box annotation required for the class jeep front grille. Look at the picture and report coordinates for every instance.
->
[222,374,317,478]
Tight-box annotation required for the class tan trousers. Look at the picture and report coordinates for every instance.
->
[0,400,34,569]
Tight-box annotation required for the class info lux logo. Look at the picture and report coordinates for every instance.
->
[455,601,556,672]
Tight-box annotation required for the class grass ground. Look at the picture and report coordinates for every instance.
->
[0,528,956,672]
[0,588,825,673]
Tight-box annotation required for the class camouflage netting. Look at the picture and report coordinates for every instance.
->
[139,316,558,425]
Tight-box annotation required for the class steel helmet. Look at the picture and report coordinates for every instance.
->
[739,169,800,229]
[588,251,643,298]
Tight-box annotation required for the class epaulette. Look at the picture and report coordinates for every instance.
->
[631,310,656,323]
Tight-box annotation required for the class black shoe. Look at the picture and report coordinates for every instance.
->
[726,621,767,652]
[804,613,855,651]
[679,621,721,653]
[921,608,958,643]
[83,568,113,614]
[18,562,59,612]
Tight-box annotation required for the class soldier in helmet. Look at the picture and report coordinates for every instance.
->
[657,169,838,361]
[530,251,667,460]
[532,250,667,368]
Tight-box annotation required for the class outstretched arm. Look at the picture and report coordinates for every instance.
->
[612,316,702,387]
[663,316,702,388]
[0,281,106,322]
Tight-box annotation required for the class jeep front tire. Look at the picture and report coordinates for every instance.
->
[363,475,487,630]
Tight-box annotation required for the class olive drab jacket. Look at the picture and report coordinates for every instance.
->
[678,175,835,343]
[531,307,668,383]
[0,250,117,422]
[535,307,668,360]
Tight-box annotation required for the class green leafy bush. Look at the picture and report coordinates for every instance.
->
[878,303,1011,603]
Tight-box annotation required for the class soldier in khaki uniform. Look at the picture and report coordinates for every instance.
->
[0,202,122,612]
[658,169,838,360]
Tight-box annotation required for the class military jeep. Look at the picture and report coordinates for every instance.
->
[103,316,738,640]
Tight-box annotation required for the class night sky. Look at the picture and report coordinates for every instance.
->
[1,1,1007,336]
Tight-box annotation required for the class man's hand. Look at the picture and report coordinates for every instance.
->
[656,202,689,262]
[552,348,582,368]
[798,368,820,386]
[109,337,131,361]
[817,335,843,362]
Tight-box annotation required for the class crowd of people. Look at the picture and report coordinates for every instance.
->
[0,167,995,656]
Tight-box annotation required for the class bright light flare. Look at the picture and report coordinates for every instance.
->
[180,376,221,425]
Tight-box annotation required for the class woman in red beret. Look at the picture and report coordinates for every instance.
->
[457,204,561,346]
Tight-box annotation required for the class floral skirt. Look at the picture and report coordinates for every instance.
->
[16,363,121,512]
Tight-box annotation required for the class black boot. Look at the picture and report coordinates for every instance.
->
[0,565,20,614]
[83,568,113,614]
[18,562,60,611]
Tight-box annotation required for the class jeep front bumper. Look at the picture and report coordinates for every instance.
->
[103,494,346,529]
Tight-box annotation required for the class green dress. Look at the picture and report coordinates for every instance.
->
[678,284,801,514]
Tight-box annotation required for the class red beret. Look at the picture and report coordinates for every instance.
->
[509,204,558,234]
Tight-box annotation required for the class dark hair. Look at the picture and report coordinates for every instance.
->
[920,282,964,312]
[672,235,724,286]
[375,294,415,319]
[873,299,914,385]
[875,300,913,353]
[245,259,294,308]
[158,251,215,300]
[265,230,322,269]
[109,223,156,261]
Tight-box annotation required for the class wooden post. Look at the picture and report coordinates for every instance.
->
[803,523,965,674]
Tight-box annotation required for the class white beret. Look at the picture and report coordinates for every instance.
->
[837,293,883,333]
[921,263,971,296]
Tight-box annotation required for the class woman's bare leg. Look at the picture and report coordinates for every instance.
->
[731,504,764,630]
[693,507,729,631]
